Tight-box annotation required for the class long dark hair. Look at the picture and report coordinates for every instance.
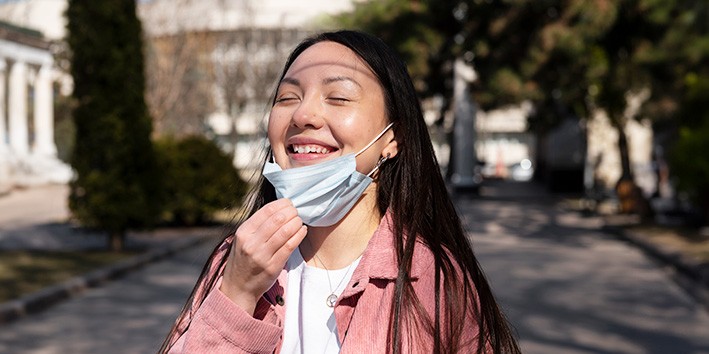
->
[160,30,520,354]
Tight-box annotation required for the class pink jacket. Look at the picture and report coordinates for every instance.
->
[168,214,482,353]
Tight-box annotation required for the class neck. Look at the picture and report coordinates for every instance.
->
[299,184,381,269]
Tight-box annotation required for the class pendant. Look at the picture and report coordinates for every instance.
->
[326,294,338,307]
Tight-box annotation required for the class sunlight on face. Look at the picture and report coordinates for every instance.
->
[267,41,391,173]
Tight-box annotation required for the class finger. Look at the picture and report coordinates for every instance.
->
[252,205,299,244]
[237,198,293,236]
[264,215,304,253]
[237,205,299,259]
[271,224,308,265]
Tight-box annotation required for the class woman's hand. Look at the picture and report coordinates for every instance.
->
[220,198,307,315]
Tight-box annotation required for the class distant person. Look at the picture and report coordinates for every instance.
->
[160,30,520,354]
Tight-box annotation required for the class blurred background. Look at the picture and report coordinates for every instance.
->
[0,0,708,353]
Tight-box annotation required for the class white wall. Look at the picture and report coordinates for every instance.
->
[0,0,67,40]
[139,0,356,36]
[0,0,357,39]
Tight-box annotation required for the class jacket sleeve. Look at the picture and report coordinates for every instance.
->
[168,287,282,354]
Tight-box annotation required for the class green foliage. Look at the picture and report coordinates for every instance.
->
[67,0,161,246]
[671,125,709,207]
[670,75,709,213]
[336,0,450,94]
[53,94,75,163]
[156,136,247,226]
[339,0,709,210]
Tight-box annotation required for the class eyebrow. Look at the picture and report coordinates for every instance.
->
[279,76,362,89]
[322,76,362,89]
[280,77,300,86]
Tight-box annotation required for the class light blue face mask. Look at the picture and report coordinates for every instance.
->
[263,123,394,227]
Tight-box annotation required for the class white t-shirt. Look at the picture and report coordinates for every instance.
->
[280,248,361,354]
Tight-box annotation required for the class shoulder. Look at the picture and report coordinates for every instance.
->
[360,211,466,283]
[410,237,467,283]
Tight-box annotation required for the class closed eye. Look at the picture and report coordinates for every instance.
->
[275,96,299,104]
[327,97,351,103]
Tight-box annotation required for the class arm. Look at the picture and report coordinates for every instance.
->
[169,199,306,353]
[169,288,282,354]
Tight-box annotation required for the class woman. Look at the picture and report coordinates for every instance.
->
[160,30,520,354]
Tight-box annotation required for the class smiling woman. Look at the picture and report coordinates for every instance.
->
[268,41,394,173]
[160,30,521,354]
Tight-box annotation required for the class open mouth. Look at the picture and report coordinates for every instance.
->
[288,144,339,155]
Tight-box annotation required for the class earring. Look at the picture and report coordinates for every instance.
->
[374,153,391,170]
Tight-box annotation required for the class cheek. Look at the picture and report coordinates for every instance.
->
[329,113,369,147]
[332,107,387,145]
[267,112,289,146]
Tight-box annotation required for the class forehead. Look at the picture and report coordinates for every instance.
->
[284,41,379,83]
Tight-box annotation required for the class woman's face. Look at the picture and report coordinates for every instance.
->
[268,41,397,172]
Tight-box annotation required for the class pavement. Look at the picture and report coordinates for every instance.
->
[0,182,708,354]
[0,185,222,324]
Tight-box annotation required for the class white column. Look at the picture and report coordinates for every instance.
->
[33,63,57,156]
[8,61,29,156]
[0,59,7,153]
[0,59,10,192]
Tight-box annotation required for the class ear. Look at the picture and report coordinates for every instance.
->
[382,133,399,159]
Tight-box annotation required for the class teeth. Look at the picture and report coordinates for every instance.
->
[292,145,331,154]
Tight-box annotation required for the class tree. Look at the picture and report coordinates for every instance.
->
[144,31,215,137]
[141,0,217,137]
[210,28,290,154]
[67,0,161,251]
[648,0,709,222]
[339,1,701,210]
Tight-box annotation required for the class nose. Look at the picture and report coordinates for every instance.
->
[290,96,324,129]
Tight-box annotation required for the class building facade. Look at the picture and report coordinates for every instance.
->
[0,21,70,192]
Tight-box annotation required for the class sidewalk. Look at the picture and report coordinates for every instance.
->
[0,185,224,324]
[475,180,709,309]
[1,181,708,353]
[457,180,709,353]
[0,238,219,354]
[602,215,709,309]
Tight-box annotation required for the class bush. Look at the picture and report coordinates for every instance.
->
[670,75,709,224]
[671,124,709,221]
[156,136,247,226]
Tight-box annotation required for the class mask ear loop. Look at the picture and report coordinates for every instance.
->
[267,148,275,163]
[355,122,395,157]
[367,153,391,177]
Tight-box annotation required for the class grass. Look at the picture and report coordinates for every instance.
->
[624,224,709,263]
[0,250,139,303]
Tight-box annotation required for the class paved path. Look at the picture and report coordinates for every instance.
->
[0,185,70,229]
[0,184,219,251]
[0,238,219,354]
[0,185,91,250]
[1,181,708,353]
[463,181,709,354]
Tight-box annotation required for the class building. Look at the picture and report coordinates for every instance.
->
[137,0,358,175]
[0,20,71,192]
[0,0,357,182]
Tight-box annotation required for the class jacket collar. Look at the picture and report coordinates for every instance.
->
[351,210,431,282]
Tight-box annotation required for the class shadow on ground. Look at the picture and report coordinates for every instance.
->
[454,180,709,354]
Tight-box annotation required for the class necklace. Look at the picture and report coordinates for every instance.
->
[313,253,356,307]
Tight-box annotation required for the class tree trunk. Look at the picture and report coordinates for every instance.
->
[109,231,125,252]
[617,125,632,181]
[613,121,651,217]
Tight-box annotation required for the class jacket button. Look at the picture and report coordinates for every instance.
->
[275,295,285,306]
